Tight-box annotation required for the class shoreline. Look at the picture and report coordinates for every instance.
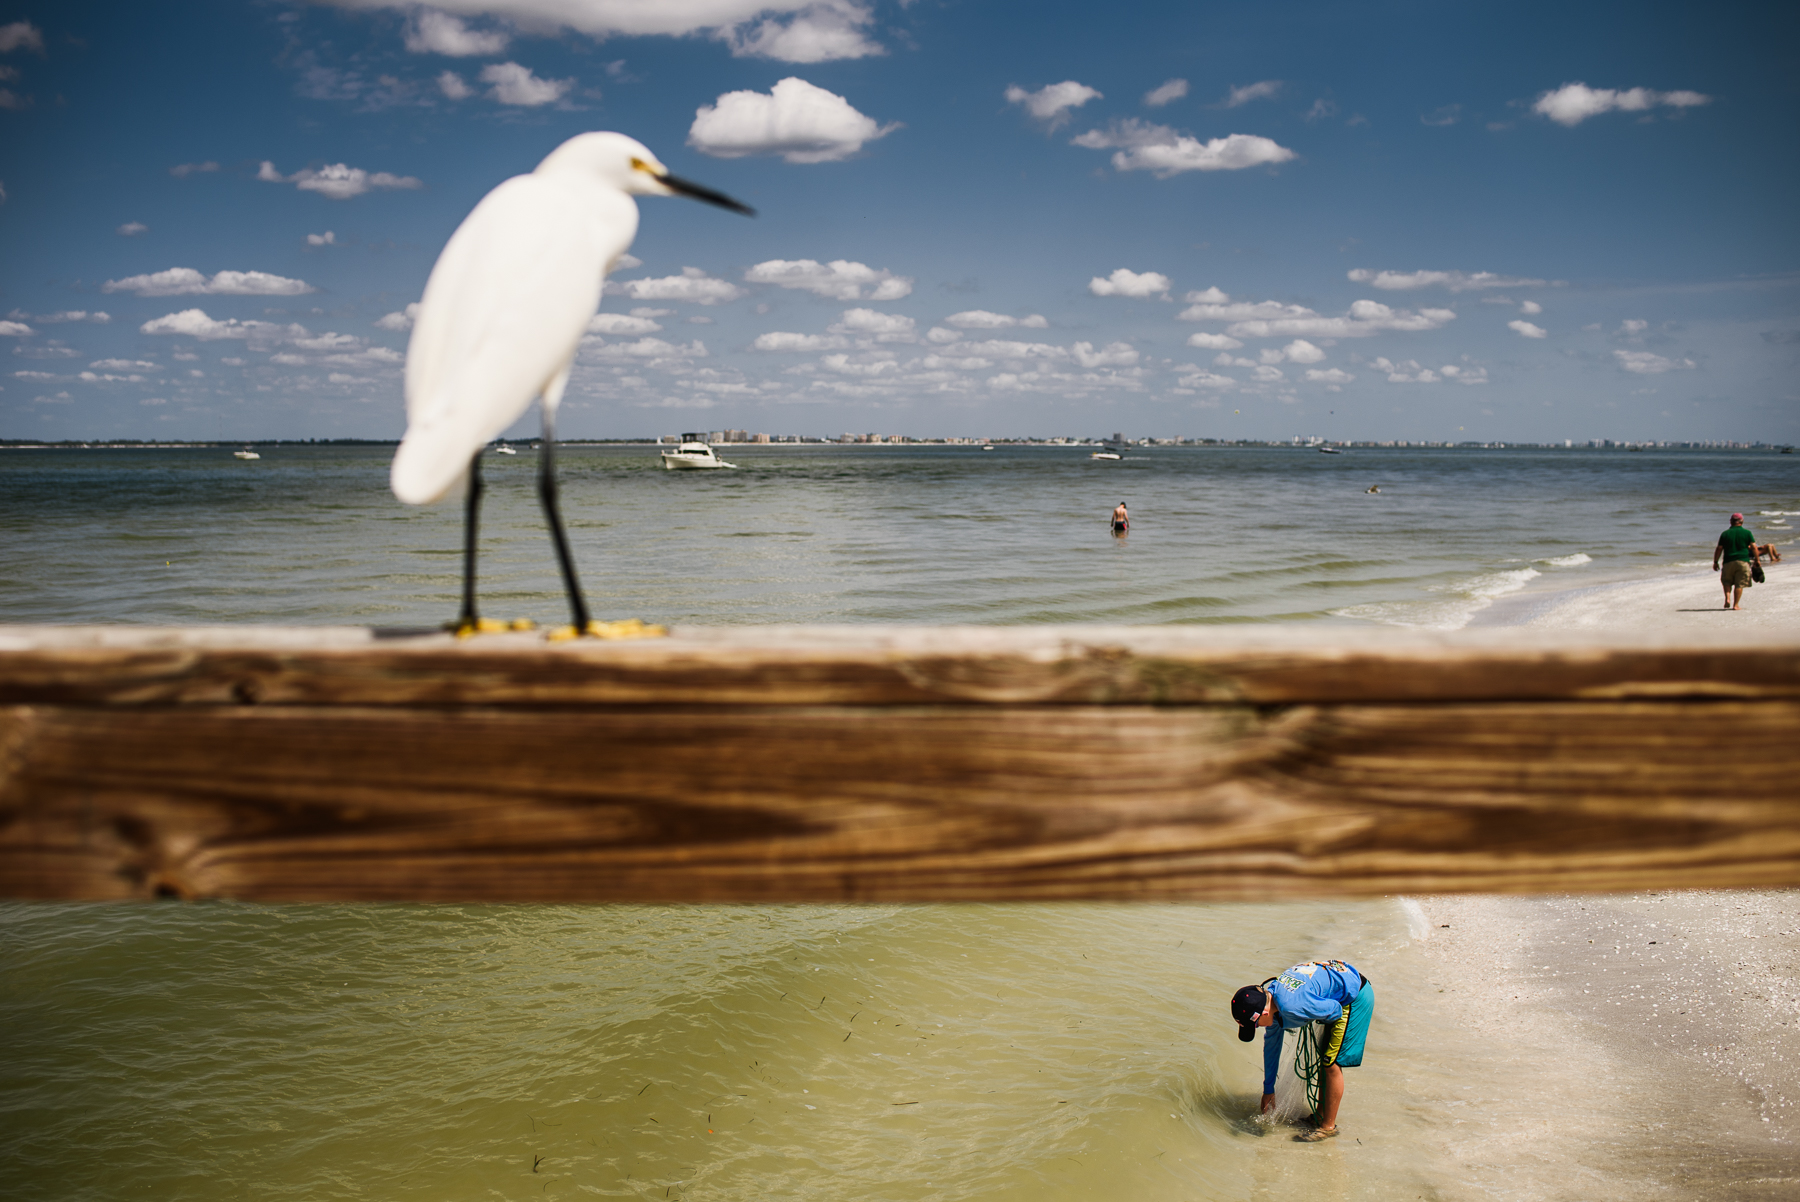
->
[1471,558,1800,631]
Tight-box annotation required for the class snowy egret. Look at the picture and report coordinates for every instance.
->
[390,132,752,637]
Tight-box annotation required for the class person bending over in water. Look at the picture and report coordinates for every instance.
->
[1111,502,1129,534]
[1756,542,1782,564]
[1231,959,1374,1143]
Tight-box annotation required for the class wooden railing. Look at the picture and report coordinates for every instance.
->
[1,625,1795,902]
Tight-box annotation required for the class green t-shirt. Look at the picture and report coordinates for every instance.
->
[1718,525,1756,562]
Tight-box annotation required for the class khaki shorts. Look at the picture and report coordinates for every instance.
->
[1722,560,1753,587]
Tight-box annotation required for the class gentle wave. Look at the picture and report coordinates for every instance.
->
[1538,552,1592,567]
[1329,566,1541,630]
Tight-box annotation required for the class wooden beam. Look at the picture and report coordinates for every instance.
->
[1,626,1795,902]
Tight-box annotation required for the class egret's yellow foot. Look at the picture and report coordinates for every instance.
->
[449,616,511,638]
[509,618,537,631]
[545,618,668,642]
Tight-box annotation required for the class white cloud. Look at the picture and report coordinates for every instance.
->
[1071,120,1295,176]
[259,161,424,199]
[1438,365,1487,384]
[1508,320,1548,339]
[480,61,572,106]
[1250,364,1285,382]
[1088,268,1170,298]
[1072,340,1139,368]
[1519,300,1542,315]
[583,336,707,360]
[612,267,746,305]
[404,10,509,56]
[168,161,219,178]
[17,310,110,324]
[957,339,1066,360]
[0,320,35,336]
[587,312,663,335]
[1177,368,1238,389]
[1346,268,1550,292]
[743,258,912,300]
[1143,79,1188,108]
[1005,81,1103,128]
[438,71,473,99]
[1614,349,1695,375]
[1371,357,1488,385]
[689,77,895,162]
[375,302,420,330]
[116,222,148,237]
[1272,339,1325,363]
[90,359,160,371]
[102,268,314,297]
[1304,367,1354,384]
[752,330,850,351]
[1533,82,1711,126]
[1619,319,1649,335]
[728,0,882,63]
[830,308,915,341]
[1223,80,1281,107]
[1185,331,1243,350]
[307,231,337,246]
[139,309,309,343]
[942,310,1047,330]
[1182,291,1457,339]
[0,21,43,53]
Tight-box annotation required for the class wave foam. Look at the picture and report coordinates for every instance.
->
[1538,553,1592,568]
[1333,566,1541,630]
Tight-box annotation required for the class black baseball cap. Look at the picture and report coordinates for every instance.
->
[1230,985,1267,1041]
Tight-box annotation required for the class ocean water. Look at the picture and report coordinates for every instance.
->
[1,443,1795,630]
[3,443,1798,1200]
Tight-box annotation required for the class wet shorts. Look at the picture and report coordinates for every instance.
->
[1321,979,1375,1070]
[1722,560,1753,587]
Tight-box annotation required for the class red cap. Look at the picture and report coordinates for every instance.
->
[1732,513,1744,521]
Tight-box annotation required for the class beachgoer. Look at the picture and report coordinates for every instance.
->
[1230,958,1374,1143]
[1756,542,1782,564]
[1111,502,1129,534]
[1713,513,1758,610]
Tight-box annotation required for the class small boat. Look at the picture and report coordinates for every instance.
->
[1090,451,1121,461]
[233,448,260,460]
[981,444,996,451]
[660,433,736,470]
[1317,446,1341,454]
[494,444,518,455]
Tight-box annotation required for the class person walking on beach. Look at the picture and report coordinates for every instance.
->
[1230,959,1374,1143]
[1713,512,1758,610]
[1111,502,1129,535]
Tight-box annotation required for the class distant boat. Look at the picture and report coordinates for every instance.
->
[494,444,518,455]
[981,444,996,451]
[660,433,736,470]
[1318,447,1341,454]
[1090,451,1121,461]
[233,448,260,460]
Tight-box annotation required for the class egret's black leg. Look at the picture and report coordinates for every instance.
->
[537,411,593,631]
[458,450,484,630]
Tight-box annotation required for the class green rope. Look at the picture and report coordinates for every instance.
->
[1293,1020,1324,1117]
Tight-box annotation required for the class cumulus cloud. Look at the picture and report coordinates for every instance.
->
[1268,339,1325,363]
[752,330,850,352]
[0,320,33,336]
[376,302,420,330]
[1072,341,1138,368]
[1088,268,1170,298]
[116,222,148,237]
[481,61,572,106]
[1222,80,1281,107]
[587,312,663,335]
[90,359,160,371]
[1371,357,1488,385]
[1071,120,1295,176]
[258,161,424,199]
[1508,320,1548,339]
[1346,268,1550,292]
[13,309,109,324]
[0,21,43,53]
[689,77,895,162]
[829,308,915,341]
[1614,349,1695,375]
[1185,331,1243,350]
[1304,367,1354,384]
[1177,367,1239,389]
[728,0,882,63]
[1181,290,1456,339]
[612,267,747,305]
[307,231,336,246]
[103,268,314,297]
[1519,300,1542,315]
[1005,80,1103,128]
[1143,79,1188,108]
[584,336,707,360]
[140,309,309,343]
[438,70,473,99]
[1533,82,1711,126]
[168,161,219,178]
[942,310,1048,329]
[404,10,509,56]
[743,258,912,300]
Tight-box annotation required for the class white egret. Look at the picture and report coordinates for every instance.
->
[391,132,752,637]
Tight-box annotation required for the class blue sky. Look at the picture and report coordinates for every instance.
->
[1,0,1794,443]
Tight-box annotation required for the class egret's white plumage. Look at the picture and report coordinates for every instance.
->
[388,131,750,632]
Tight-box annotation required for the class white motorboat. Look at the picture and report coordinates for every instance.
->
[660,434,737,470]
[1090,451,1121,461]
[1318,446,1341,454]
[233,448,260,460]
[494,444,518,455]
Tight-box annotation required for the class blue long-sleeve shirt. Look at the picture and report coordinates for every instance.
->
[1260,959,1362,1094]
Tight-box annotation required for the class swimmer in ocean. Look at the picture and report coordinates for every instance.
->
[1366,485,1381,494]
[1111,502,1129,534]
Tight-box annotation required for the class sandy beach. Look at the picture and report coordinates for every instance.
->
[1478,559,1800,632]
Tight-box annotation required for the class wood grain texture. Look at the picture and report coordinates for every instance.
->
[2,695,1795,902]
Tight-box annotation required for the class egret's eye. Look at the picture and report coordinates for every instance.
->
[630,157,651,173]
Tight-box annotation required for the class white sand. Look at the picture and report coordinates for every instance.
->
[1486,562,1800,633]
